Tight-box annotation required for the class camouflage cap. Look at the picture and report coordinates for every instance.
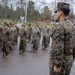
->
[55,2,70,13]
[4,22,9,26]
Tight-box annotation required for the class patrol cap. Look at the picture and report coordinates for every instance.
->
[55,2,70,13]
[9,23,13,25]
[4,22,9,27]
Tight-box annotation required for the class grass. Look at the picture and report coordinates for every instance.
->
[0,19,54,29]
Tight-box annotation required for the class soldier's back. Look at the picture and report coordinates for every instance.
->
[59,19,75,69]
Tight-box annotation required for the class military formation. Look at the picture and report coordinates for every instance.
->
[0,22,51,58]
[0,1,75,75]
[0,22,19,58]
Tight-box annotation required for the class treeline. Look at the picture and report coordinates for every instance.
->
[0,0,52,22]
[0,0,74,22]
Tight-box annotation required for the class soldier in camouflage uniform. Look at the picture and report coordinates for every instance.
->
[37,23,41,39]
[11,23,16,47]
[27,24,32,42]
[49,2,75,75]
[13,24,18,45]
[42,24,51,50]
[2,22,11,58]
[13,24,17,45]
[8,23,15,51]
[8,23,13,53]
[0,25,3,52]
[19,24,27,55]
[32,24,40,53]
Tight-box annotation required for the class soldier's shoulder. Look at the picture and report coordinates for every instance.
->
[52,24,64,32]
[62,19,73,25]
[51,25,64,38]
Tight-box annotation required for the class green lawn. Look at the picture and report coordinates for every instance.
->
[0,19,55,29]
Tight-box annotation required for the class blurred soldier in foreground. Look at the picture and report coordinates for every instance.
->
[49,2,75,75]
[2,22,11,58]
[42,24,51,50]
[27,24,32,42]
[19,24,27,55]
[32,24,40,53]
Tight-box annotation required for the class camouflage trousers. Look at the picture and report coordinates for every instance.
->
[2,42,10,56]
[19,40,26,53]
[13,36,18,46]
[42,36,49,48]
[9,40,14,51]
[28,34,31,41]
[14,35,18,44]
[32,39,39,52]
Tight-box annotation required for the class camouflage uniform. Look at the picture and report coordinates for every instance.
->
[2,24,11,58]
[8,24,14,52]
[27,24,32,42]
[49,2,75,74]
[11,24,16,46]
[37,24,42,39]
[14,25,19,45]
[19,25,27,54]
[42,25,51,50]
[49,2,75,75]
[32,25,40,52]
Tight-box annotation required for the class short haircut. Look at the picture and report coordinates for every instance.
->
[61,8,70,16]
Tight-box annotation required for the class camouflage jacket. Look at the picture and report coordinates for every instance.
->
[32,27,40,40]
[27,26,32,35]
[49,19,75,69]
[20,28,27,40]
[43,26,51,37]
[11,27,15,40]
[2,27,11,42]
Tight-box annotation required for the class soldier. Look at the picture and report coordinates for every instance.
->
[36,23,41,39]
[42,23,51,50]
[49,2,75,75]
[19,24,27,55]
[11,23,16,46]
[12,24,17,46]
[32,24,40,53]
[27,23,32,42]
[2,22,11,58]
[9,23,14,52]
[0,25,3,52]
[14,24,19,45]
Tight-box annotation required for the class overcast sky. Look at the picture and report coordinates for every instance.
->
[2,0,74,14]
[32,0,75,14]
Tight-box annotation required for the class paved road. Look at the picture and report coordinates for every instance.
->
[0,37,75,75]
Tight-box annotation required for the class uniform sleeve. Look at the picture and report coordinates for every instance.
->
[50,25,64,68]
